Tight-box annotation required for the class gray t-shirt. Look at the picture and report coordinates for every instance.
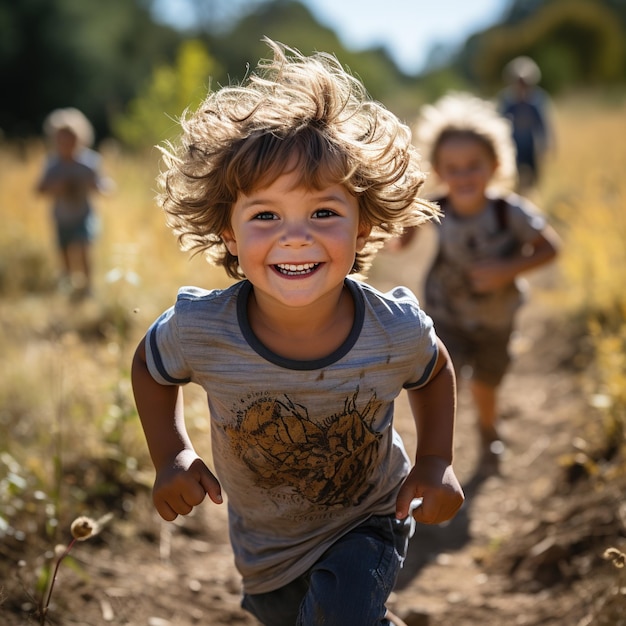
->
[424,193,547,330]
[38,148,101,224]
[145,278,438,593]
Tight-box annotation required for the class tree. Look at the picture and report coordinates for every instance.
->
[0,0,183,140]
[113,40,220,150]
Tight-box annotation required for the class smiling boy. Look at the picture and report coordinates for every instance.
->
[131,39,464,626]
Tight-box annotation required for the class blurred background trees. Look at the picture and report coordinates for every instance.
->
[455,0,626,93]
[0,0,624,150]
[0,0,182,140]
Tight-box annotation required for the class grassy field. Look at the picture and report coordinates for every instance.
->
[0,94,625,620]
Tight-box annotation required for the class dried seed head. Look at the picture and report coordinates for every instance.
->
[603,547,626,569]
[70,516,98,541]
[54,544,67,557]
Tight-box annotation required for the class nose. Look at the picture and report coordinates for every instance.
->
[451,168,473,180]
[279,221,313,247]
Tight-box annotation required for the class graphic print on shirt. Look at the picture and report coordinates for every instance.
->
[223,387,383,508]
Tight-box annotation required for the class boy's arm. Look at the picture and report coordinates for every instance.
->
[131,336,222,521]
[36,174,66,196]
[469,223,561,293]
[395,339,464,524]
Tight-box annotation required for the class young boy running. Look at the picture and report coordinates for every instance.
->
[131,39,464,626]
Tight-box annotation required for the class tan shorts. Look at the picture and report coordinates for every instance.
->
[433,319,513,387]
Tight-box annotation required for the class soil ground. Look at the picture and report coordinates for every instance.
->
[1,259,625,626]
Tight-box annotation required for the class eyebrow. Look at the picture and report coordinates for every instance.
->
[239,191,350,210]
[316,193,349,203]
[238,197,272,209]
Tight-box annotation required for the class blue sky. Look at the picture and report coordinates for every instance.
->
[300,0,510,73]
[153,0,510,74]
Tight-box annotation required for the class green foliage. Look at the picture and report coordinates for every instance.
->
[411,67,473,107]
[0,0,186,138]
[0,0,424,141]
[113,39,220,149]
[112,1,427,145]
[3,0,626,144]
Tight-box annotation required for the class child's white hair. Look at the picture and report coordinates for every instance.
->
[43,107,94,148]
[504,56,541,86]
[413,92,517,192]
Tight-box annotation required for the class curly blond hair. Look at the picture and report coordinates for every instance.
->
[158,38,438,279]
[413,92,518,193]
[43,107,94,148]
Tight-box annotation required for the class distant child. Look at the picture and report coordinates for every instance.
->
[498,56,553,192]
[36,107,108,297]
[397,92,561,474]
[131,39,464,626]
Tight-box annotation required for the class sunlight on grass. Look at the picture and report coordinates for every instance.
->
[0,139,228,557]
[537,99,626,486]
[542,101,626,314]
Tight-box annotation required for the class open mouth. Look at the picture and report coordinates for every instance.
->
[274,262,320,276]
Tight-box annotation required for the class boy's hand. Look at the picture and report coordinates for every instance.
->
[153,451,223,521]
[395,455,464,525]
[468,259,516,293]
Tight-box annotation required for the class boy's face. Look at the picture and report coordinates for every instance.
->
[55,127,79,160]
[434,136,498,214]
[223,170,369,310]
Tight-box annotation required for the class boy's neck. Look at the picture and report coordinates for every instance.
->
[247,283,355,361]
[446,195,490,218]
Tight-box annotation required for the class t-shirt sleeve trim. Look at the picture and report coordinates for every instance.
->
[147,324,191,385]
[403,344,439,390]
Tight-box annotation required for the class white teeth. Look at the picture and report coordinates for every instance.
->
[276,263,319,275]
[278,263,315,271]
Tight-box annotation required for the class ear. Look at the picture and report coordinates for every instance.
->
[356,224,372,252]
[221,229,238,256]
[491,158,500,177]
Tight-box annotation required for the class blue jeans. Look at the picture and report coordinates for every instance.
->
[241,513,412,626]
[56,214,99,250]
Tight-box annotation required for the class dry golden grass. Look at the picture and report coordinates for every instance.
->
[540,99,626,466]
[0,140,230,548]
[541,99,626,314]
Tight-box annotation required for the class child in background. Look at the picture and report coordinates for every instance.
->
[36,107,108,298]
[131,39,464,626]
[398,93,561,474]
[498,56,553,193]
